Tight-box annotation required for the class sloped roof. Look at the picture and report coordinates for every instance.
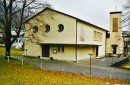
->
[24,7,107,31]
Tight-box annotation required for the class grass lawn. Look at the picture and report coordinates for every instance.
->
[121,61,130,69]
[0,56,130,85]
[0,46,23,56]
[123,62,130,66]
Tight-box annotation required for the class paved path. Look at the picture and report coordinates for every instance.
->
[9,56,130,80]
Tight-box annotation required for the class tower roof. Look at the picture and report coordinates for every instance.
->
[110,11,122,14]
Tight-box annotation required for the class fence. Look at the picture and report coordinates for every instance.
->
[9,56,130,80]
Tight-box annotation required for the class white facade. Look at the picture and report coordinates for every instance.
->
[11,31,24,49]
[12,37,24,48]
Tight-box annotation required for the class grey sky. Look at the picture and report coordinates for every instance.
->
[46,0,127,30]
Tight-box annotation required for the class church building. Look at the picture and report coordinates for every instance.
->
[24,8,124,61]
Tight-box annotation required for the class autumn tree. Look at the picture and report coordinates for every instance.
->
[0,0,51,58]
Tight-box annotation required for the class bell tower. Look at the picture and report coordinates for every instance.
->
[106,11,123,55]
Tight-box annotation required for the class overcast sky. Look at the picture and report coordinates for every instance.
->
[45,0,128,30]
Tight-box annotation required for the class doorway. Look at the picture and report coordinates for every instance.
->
[112,45,117,54]
[96,46,98,57]
[42,45,50,57]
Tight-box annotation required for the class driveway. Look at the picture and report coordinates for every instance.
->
[10,56,130,80]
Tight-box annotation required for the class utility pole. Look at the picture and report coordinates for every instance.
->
[89,53,92,75]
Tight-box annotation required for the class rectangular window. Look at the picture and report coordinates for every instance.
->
[98,32,103,41]
[79,28,85,41]
[58,46,60,52]
[93,31,96,40]
[97,32,100,40]
[93,31,102,41]
[113,18,118,32]
[58,45,64,52]
[61,46,64,52]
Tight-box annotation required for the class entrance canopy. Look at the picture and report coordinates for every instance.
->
[111,44,118,47]
[40,43,102,46]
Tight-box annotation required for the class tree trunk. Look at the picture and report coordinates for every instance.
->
[5,44,11,58]
[5,36,11,58]
[5,26,12,58]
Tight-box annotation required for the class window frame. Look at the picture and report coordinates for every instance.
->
[45,24,50,32]
[58,24,64,32]
[33,26,38,33]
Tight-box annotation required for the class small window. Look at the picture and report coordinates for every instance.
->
[19,39,21,43]
[93,31,103,41]
[58,45,64,52]
[58,46,60,52]
[58,24,64,32]
[16,39,18,43]
[33,26,38,33]
[93,31,97,40]
[45,24,50,32]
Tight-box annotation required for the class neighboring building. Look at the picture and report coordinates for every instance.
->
[11,30,24,49]
[122,31,130,54]
[0,32,4,46]
[0,30,24,48]
[24,8,107,61]
[106,12,124,55]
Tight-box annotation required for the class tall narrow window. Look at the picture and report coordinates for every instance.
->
[62,46,64,52]
[79,27,85,41]
[93,31,97,40]
[58,46,60,52]
[98,32,103,41]
[113,18,118,32]
[58,45,64,52]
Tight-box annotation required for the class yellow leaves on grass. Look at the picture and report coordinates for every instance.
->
[0,57,130,85]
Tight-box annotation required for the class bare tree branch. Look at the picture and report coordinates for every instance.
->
[11,0,27,45]
[0,1,5,13]
[123,0,130,29]
[0,0,52,57]
[0,18,5,25]
[0,25,4,29]
[123,15,130,22]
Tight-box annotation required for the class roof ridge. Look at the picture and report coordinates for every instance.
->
[24,7,107,31]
